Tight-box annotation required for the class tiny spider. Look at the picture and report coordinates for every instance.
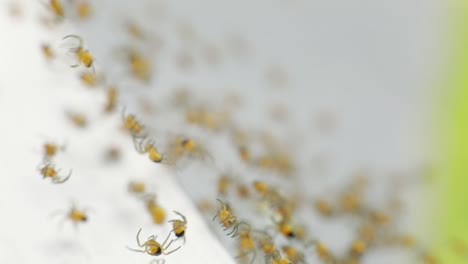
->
[144,194,167,224]
[121,108,146,139]
[47,0,64,18]
[265,250,293,264]
[168,211,187,243]
[38,162,72,184]
[213,199,247,238]
[236,224,256,264]
[63,35,95,70]
[127,228,182,257]
[50,203,90,229]
[42,141,65,161]
[133,136,165,163]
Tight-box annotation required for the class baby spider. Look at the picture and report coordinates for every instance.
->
[41,43,54,60]
[38,162,72,184]
[265,250,293,264]
[133,136,165,163]
[236,224,256,264]
[128,180,146,195]
[348,239,367,258]
[115,47,152,82]
[144,194,167,224]
[126,21,146,40]
[42,141,65,160]
[105,145,121,162]
[178,136,213,163]
[9,2,23,18]
[307,240,336,264]
[217,173,233,196]
[165,136,185,164]
[47,0,64,18]
[197,199,214,213]
[238,145,251,163]
[314,198,335,217]
[63,35,94,69]
[236,182,251,199]
[168,211,187,243]
[420,251,438,264]
[104,86,118,113]
[79,71,101,87]
[51,203,89,228]
[257,231,277,256]
[121,108,146,138]
[282,245,306,264]
[75,0,92,19]
[253,181,271,197]
[276,221,296,239]
[67,111,88,128]
[212,199,246,238]
[128,49,152,82]
[127,228,182,257]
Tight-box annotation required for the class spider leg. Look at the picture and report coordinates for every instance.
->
[237,221,250,231]
[48,209,65,219]
[229,224,240,237]
[163,245,181,255]
[126,246,146,253]
[226,226,236,236]
[161,232,172,248]
[63,35,83,48]
[250,250,257,264]
[136,228,144,247]
[236,249,256,264]
[54,169,72,184]
[132,136,145,153]
[36,162,48,171]
[164,238,174,250]
[173,211,187,223]
[166,230,176,242]
[216,199,225,206]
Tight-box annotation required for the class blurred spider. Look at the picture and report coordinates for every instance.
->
[63,35,94,69]
[38,162,71,184]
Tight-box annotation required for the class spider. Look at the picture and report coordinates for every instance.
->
[168,211,187,243]
[127,228,182,257]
